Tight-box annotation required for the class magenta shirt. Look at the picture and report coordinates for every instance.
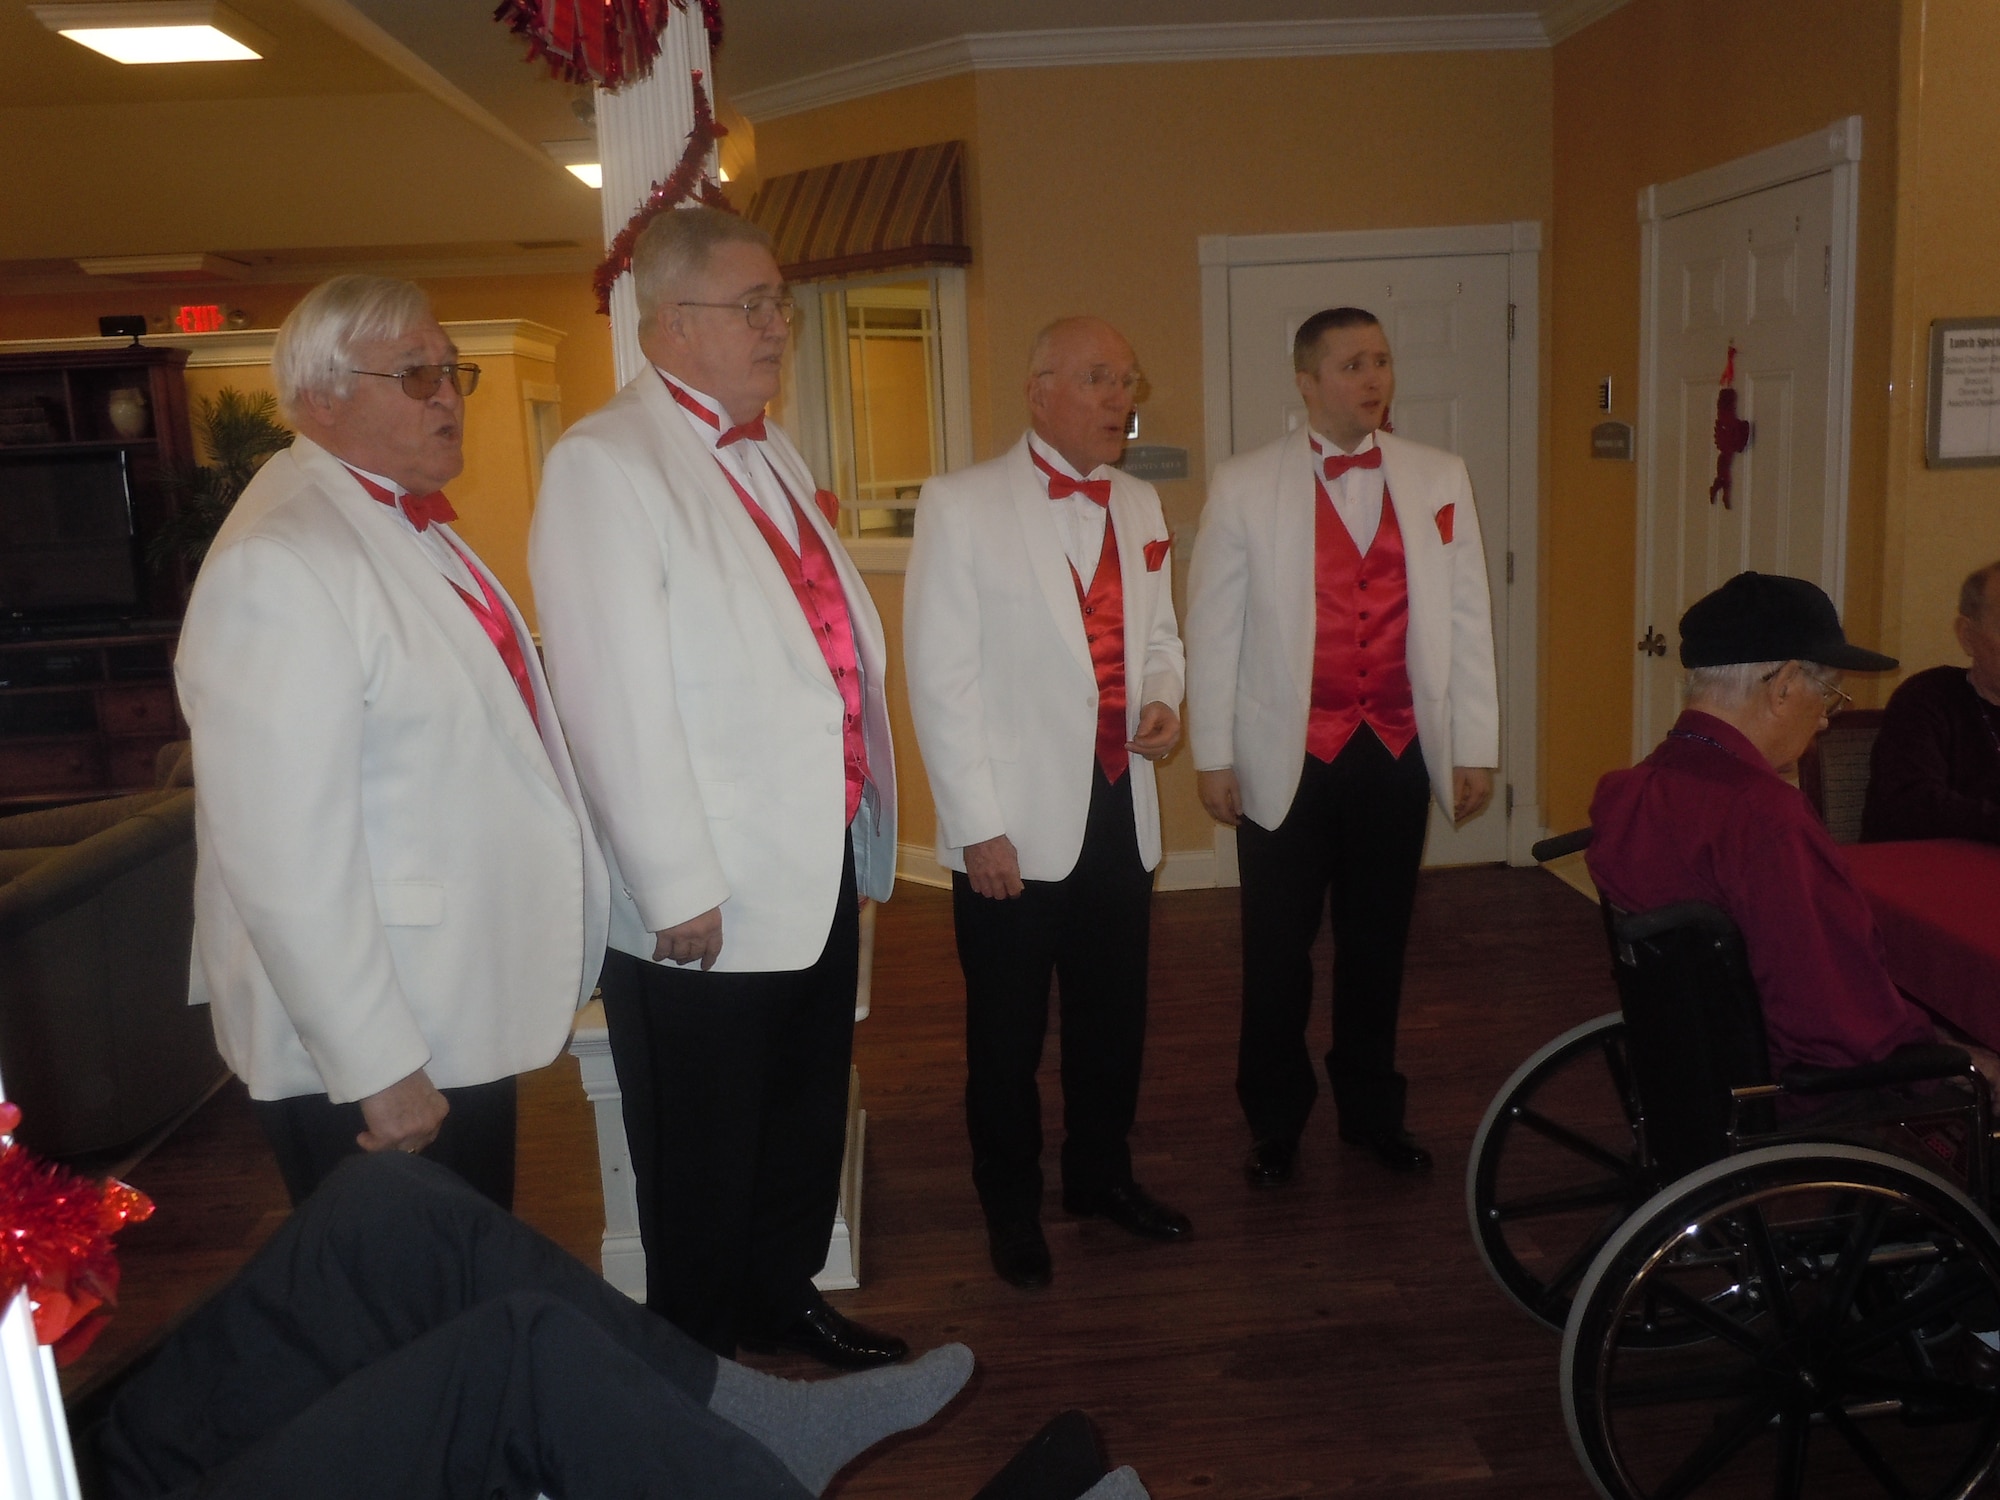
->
[1587,709,1937,1073]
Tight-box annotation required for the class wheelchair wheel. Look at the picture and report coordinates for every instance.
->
[1562,1143,2000,1500]
[1468,1012,1654,1330]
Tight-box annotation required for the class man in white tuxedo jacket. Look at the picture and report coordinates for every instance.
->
[905,317,1191,1291]
[530,208,903,1369]
[177,275,610,1211]
[1185,307,1497,1188]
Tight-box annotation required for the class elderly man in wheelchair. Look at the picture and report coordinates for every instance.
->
[1469,572,2000,1500]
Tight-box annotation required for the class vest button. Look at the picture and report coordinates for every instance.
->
[1359,580,1370,590]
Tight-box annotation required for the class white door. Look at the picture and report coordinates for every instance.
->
[1636,172,1841,749]
[1226,254,1512,865]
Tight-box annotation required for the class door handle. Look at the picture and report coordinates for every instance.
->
[1637,626,1667,657]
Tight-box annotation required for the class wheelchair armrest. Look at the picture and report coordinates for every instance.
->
[1610,900,1738,944]
[1531,827,1592,863]
[1778,1043,1974,1097]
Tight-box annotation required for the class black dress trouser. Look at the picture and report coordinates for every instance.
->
[252,1073,519,1210]
[599,842,860,1357]
[97,1152,810,1500]
[1234,728,1432,1145]
[954,764,1154,1226]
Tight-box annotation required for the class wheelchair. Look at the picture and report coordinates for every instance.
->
[1468,828,2000,1499]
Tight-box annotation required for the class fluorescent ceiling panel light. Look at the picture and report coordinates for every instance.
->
[544,139,601,189]
[75,252,251,283]
[566,163,603,189]
[32,3,269,64]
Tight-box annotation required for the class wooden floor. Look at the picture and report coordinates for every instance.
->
[67,865,1621,1498]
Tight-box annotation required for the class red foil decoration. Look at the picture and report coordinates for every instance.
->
[0,1103,154,1364]
[495,0,722,89]
[592,70,733,315]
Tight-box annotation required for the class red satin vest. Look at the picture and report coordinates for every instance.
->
[726,479,871,824]
[1306,479,1417,763]
[1069,519,1129,783]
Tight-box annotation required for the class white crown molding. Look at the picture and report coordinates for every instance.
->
[734,13,1552,123]
[0,319,567,367]
[0,247,600,300]
[1540,0,1632,44]
[1638,114,1863,223]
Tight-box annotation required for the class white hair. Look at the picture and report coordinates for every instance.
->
[271,275,434,423]
[630,207,774,326]
[1683,660,1832,709]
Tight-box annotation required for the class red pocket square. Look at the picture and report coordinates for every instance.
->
[1144,534,1174,571]
[813,488,842,526]
[1434,504,1454,544]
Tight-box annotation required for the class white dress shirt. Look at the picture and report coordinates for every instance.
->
[1027,431,1112,579]
[1309,428,1386,556]
[657,369,801,550]
[341,461,481,595]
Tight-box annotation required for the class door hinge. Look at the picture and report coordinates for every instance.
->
[1506,551,1515,585]
[1507,303,1517,341]
[1505,783,1515,815]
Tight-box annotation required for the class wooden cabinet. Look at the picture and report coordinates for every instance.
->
[0,631,183,806]
[0,344,196,623]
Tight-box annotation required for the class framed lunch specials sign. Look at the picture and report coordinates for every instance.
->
[1929,317,2000,469]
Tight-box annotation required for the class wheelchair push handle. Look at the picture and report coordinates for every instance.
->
[1531,827,1593,864]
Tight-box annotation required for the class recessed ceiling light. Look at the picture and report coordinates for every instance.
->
[566,163,603,189]
[32,2,269,64]
[544,139,602,189]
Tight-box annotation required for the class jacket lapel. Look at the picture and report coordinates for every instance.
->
[1376,431,1444,693]
[1275,426,1319,710]
[293,439,558,789]
[633,374,833,691]
[1008,436,1093,676]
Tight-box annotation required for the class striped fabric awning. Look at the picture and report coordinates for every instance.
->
[746,141,969,283]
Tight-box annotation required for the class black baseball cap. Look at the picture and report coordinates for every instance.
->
[1679,571,1897,672]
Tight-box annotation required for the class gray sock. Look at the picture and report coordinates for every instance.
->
[708,1342,975,1495]
[1080,1468,1150,1500]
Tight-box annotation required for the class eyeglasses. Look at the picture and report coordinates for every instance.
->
[675,295,797,329]
[348,364,481,400]
[1033,365,1145,396]
[1765,662,1850,715]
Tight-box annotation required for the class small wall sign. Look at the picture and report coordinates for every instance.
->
[1928,317,2000,468]
[1591,420,1634,461]
[1118,444,1189,481]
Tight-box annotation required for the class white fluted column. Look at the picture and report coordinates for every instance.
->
[595,14,714,385]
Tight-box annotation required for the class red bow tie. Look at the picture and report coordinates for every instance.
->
[347,469,457,532]
[1031,449,1111,507]
[716,414,767,448]
[1319,445,1382,482]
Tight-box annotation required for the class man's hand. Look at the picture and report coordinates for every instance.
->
[1197,768,1243,827]
[653,907,724,969]
[356,1068,448,1155]
[964,834,1025,900]
[1453,767,1496,823]
[1126,701,1180,761]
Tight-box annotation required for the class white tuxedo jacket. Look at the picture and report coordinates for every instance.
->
[905,435,1185,880]
[1185,427,1498,829]
[528,371,895,973]
[177,437,610,1104]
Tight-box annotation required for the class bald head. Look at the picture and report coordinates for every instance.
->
[1025,317,1139,475]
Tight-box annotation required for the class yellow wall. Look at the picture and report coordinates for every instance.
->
[758,52,1553,861]
[1882,0,2000,675]
[1544,0,1903,829]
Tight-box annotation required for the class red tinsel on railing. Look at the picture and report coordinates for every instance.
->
[494,0,722,89]
[0,1101,153,1365]
[592,70,733,315]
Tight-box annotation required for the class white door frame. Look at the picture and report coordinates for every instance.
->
[1197,222,1545,866]
[1633,116,1863,759]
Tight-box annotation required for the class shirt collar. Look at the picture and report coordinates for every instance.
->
[1307,428,1378,460]
[655,368,729,430]
[340,460,404,498]
[1027,430,1106,488]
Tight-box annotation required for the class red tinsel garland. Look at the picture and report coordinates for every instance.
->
[494,0,723,89]
[0,1101,153,1365]
[592,70,733,315]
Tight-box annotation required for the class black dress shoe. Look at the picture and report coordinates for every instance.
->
[1243,1137,1298,1188]
[741,1303,908,1369]
[987,1218,1053,1288]
[1340,1128,1433,1173]
[1064,1180,1192,1241]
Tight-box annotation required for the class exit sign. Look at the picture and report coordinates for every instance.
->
[173,304,225,333]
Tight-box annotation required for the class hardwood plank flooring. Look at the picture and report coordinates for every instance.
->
[62,865,1618,1498]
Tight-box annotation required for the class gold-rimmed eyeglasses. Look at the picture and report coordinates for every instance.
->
[1801,667,1853,715]
[1034,365,1145,396]
[676,294,797,329]
[349,364,481,400]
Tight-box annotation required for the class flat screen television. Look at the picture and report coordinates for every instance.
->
[0,452,142,624]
